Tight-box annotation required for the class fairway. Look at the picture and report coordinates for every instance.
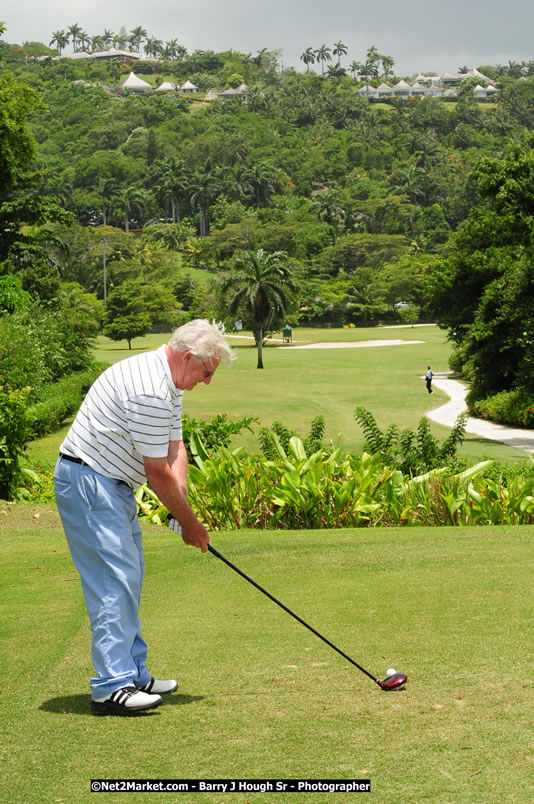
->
[1,506,533,803]
[26,324,530,465]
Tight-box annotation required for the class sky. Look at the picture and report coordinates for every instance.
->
[1,0,533,77]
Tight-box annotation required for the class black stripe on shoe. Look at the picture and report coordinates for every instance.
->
[90,685,162,717]
[138,677,155,693]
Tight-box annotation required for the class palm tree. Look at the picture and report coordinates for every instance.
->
[164,39,178,60]
[300,47,316,72]
[315,44,332,75]
[221,249,295,368]
[349,60,360,79]
[144,37,163,58]
[130,26,147,53]
[188,164,225,237]
[326,63,346,79]
[390,164,428,204]
[241,161,279,208]
[93,177,118,225]
[102,29,114,49]
[77,31,89,52]
[49,30,69,55]
[90,35,104,53]
[380,54,395,82]
[151,157,189,223]
[333,41,348,68]
[67,24,82,52]
[116,185,146,232]
[113,33,128,50]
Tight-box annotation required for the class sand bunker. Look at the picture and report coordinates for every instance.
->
[283,339,424,349]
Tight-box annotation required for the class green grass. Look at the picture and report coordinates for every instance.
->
[26,324,529,465]
[1,507,533,802]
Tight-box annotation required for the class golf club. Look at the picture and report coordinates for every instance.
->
[208,544,407,692]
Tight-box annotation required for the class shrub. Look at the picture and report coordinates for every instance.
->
[468,388,534,428]
[0,384,32,499]
[26,362,108,438]
[354,406,467,475]
[182,413,258,460]
[258,415,326,459]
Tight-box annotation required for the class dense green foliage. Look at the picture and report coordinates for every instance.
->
[427,142,534,414]
[1,29,534,433]
[134,433,534,530]
[354,406,468,474]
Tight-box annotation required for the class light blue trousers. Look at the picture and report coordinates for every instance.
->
[54,456,152,699]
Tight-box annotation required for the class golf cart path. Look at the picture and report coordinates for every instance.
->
[428,374,534,454]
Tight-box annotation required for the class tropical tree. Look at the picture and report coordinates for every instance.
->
[49,30,69,55]
[349,60,360,79]
[92,177,118,225]
[67,24,82,52]
[309,189,346,234]
[151,157,190,223]
[188,164,225,237]
[103,281,152,349]
[130,26,147,52]
[300,47,316,72]
[221,249,295,368]
[241,161,279,208]
[102,29,114,48]
[89,35,104,53]
[333,41,348,68]
[380,54,395,81]
[315,45,332,75]
[116,185,146,232]
[144,37,163,58]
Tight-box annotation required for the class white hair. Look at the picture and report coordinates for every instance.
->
[168,319,235,365]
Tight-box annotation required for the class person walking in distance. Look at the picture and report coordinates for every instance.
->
[53,320,234,716]
[425,365,434,394]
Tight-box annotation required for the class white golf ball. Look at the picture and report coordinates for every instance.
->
[386,668,397,677]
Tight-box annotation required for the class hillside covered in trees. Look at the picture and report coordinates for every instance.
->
[1,23,533,440]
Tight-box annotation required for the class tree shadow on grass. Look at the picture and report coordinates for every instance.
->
[39,692,205,716]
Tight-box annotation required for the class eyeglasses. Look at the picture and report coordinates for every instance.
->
[197,357,215,378]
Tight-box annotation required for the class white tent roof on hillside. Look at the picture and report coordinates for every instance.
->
[118,72,153,92]
[393,80,412,89]
[155,81,176,92]
[464,67,492,82]
[180,80,198,91]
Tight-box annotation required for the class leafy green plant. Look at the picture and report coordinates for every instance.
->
[182,412,257,459]
[0,383,32,499]
[258,415,326,460]
[354,406,467,474]
[26,362,108,437]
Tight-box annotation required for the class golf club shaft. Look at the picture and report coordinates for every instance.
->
[208,544,380,685]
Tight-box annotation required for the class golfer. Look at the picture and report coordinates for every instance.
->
[425,365,434,394]
[54,319,234,716]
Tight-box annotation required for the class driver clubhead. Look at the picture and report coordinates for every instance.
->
[378,672,407,691]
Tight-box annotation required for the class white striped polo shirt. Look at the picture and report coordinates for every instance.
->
[60,345,183,488]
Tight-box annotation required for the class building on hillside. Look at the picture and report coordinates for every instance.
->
[155,81,177,92]
[473,83,499,98]
[116,72,153,93]
[356,84,379,98]
[391,79,412,97]
[410,81,427,96]
[179,80,198,93]
[377,82,393,97]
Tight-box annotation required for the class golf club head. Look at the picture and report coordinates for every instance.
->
[378,672,407,691]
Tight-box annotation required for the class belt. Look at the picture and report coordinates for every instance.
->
[60,452,87,466]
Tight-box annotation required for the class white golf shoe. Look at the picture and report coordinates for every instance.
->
[91,685,162,716]
[137,677,178,695]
